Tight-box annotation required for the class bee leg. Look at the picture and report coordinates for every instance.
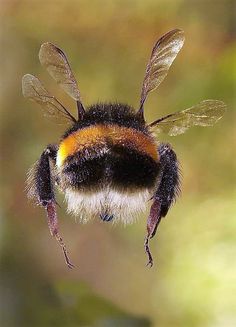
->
[45,200,74,269]
[145,143,180,267]
[144,199,161,267]
[31,144,74,269]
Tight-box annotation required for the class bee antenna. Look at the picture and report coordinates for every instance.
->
[77,101,85,121]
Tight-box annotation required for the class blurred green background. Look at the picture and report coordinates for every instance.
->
[0,0,235,326]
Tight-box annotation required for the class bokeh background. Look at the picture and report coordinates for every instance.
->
[0,0,236,326]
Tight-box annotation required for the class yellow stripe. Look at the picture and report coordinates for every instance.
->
[57,124,158,167]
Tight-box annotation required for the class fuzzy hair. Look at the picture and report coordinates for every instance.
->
[64,187,152,224]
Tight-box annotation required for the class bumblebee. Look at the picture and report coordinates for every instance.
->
[22,29,226,268]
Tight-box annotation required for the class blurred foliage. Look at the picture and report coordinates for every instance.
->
[0,0,236,326]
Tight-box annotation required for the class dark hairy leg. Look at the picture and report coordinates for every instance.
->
[145,143,181,267]
[29,144,74,268]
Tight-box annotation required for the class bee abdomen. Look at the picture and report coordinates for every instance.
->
[56,124,160,192]
[60,143,160,191]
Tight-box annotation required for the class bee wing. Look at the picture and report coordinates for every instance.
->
[39,42,81,101]
[149,100,226,136]
[139,29,185,115]
[22,74,76,123]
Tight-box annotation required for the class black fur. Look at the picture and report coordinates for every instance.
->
[154,143,181,218]
[63,103,147,139]
[63,147,107,190]
[143,144,180,250]
[62,144,160,191]
[111,145,160,189]
[34,145,57,206]
[61,103,159,192]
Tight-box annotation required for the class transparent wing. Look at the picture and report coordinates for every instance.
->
[140,29,185,109]
[39,42,80,101]
[149,100,226,136]
[22,74,76,123]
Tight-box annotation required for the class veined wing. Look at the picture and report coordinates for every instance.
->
[22,74,76,123]
[139,29,185,111]
[149,100,226,136]
[39,42,80,101]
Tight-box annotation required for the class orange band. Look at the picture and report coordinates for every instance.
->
[57,124,158,167]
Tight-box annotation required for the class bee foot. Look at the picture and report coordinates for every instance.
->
[144,236,154,268]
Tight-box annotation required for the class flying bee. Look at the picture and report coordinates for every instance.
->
[22,29,226,268]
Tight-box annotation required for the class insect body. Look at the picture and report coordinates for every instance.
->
[22,29,226,268]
